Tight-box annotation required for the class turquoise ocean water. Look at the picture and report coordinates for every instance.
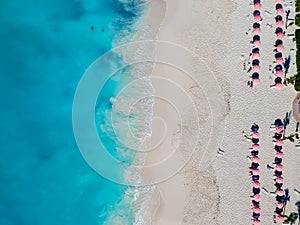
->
[0,0,151,224]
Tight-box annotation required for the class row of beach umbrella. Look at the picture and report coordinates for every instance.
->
[271,1,285,90]
[272,119,286,223]
[249,0,262,87]
[249,123,262,225]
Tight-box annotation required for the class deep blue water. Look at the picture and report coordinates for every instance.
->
[0,0,147,224]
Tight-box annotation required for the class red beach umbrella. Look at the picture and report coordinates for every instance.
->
[275,164,284,172]
[252,169,260,176]
[276,139,284,146]
[254,3,262,10]
[253,181,260,188]
[253,78,260,85]
[253,206,261,214]
[253,65,260,72]
[276,126,284,134]
[253,40,261,47]
[251,132,260,139]
[276,32,284,39]
[276,151,284,158]
[276,20,284,27]
[253,194,262,202]
[253,52,260,59]
[253,27,261,35]
[277,8,284,15]
[276,189,285,196]
[276,57,284,64]
[276,83,283,90]
[253,220,261,225]
[276,176,284,184]
[254,15,262,22]
[252,156,260,163]
[276,70,284,77]
[277,215,285,222]
[276,44,284,52]
[277,201,284,209]
[252,144,260,150]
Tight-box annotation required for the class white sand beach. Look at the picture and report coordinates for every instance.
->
[137,0,300,224]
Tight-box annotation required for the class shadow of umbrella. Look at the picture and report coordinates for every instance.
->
[284,55,291,77]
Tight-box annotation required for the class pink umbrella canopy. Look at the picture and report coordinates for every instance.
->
[277,215,285,222]
[253,52,260,59]
[254,15,262,22]
[276,32,284,39]
[254,3,262,10]
[253,220,261,225]
[253,40,261,47]
[252,144,260,150]
[252,155,260,163]
[276,139,284,146]
[253,27,261,35]
[277,201,284,209]
[276,189,285,196]
[253,194,262,202]
[253,206,261,214]
[276,126,284,134]
[276,70,284,77]
[252,169,260,176]
[253,181,260,188]
[253,78,260,85]
[276,176,284,184]
[276,44,284,52]
[276,57,284,64]
[253,65,260,72]
[251,132,260,139]
[276,0,283,2]
[276,151,284,158]
[276,83,284,90]
[276,20,284,27]
[276,164,284,172]
[277,8,284,15]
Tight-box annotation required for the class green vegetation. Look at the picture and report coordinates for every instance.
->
[297,0,300,12]
[296,14,300,27]
[294,29,300,91]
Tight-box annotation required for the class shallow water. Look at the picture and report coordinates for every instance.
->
[0,0,151,224]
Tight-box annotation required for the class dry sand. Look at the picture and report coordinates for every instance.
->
[139,0,300,224]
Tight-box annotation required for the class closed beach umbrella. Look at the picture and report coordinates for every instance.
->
[276,176,284,184]
[276,139,284,146]
[253,194,261,202]
[252,156,260,163]
[251,132,260,139]
[252,72,259,79]
[253,40,261,47]
[253,22,260,28]
[252,144,260,150]
[253,65,260,72]
[253,78,260,85]
[276,3,283,9]
[276,57,284,64]
[276,32,284,40]
[275,39,283,46]
[276,164,284,172]
[253,220,261,225]
[253,52,260,59]
[276,44,284,52]
[252,59,260,66]
[251,124,259,131]
[275,15,283,22]
[276,151,284,158]
[276,20,284,27]
[276,70,284,77]
[277,215,285,222]
[254,15,262,22]
[277,201,284,209]
[275,77,283,84]
[254,3,262,10]
[253,48,260,54]
[253,181,260,188]
[276,27,283,34]
[252,138,259,144]
[276,126,284,134]
[276,189,285,196]
[274,119,284,126]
